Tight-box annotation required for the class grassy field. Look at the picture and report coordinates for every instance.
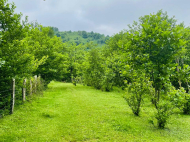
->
[0,82,190,142]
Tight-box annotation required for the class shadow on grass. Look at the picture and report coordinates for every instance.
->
[41,112,55,119]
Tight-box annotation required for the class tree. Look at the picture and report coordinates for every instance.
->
[26,26,68,85]
[82,47,103,89]
[0,0,43,86]
[124,69,152,116]
[0,0,46,114]
[82,31,88,38]
[123,10,186,128]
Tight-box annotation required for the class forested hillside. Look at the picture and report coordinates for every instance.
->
[1,0,190,131]
[50,27,110,46]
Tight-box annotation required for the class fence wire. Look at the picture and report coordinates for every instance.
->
[0,76,43,117]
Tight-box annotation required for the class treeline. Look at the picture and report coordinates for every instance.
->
[68,10,190,129]
[0,0,68,114]
[53,29,110,46]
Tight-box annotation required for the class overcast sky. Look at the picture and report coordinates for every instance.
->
[8,0,190,36]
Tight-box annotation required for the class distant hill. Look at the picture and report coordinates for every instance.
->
[50,27,110,46]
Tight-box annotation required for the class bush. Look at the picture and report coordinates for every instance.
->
[101,68,115,92]
[153,84,175,129]
[183,97,190,114]
[124,71,151,116]
[155,100,173,128]
[172,87,190,114]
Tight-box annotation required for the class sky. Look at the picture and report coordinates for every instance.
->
[8,0,190,36]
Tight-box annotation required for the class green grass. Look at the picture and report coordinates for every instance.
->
[0,82,190,142]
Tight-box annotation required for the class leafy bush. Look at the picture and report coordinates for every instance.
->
[155,100,173,129]
[124,71,151,116]
[152,84,176,129]
[183,96,190,114]
[101,67,115,92]
[172,87,190,114]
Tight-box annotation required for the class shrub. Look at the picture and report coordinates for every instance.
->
[155,100,173,128]
[172,87,190,114]
[124,71,151,116]
[153,84,175,129]
[101,68,115,92]
[183,96,190,114]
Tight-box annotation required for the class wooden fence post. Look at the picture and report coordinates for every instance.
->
[30,79,32,95]
[23,79,26,102]
[38,75,43,96]
[38,75,41,86]
[34,75,37,93]
[11,79,15,114]
[38,75,40,91]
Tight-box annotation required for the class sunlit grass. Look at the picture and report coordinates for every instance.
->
[0,81,190,141]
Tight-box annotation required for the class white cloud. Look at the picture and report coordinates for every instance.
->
[96,25,121,36]
[8,0,190,35]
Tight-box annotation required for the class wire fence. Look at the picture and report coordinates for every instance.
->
[0,75,44,118]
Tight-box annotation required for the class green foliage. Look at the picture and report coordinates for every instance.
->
[124,70,152,116]
[100,66,115,91]
[118,10,188,128]
[183,96,190,115]
[0,0,68,111]
[155,100,173,129]
[65,42,87,83]
[172,87,190,114]
[54,30,110,46]
[27,26,68,85]
[173,87,187,109]
[0,0,40,111]
[103,32,130,89]
[173,64,190,114]
[83,47,104,89]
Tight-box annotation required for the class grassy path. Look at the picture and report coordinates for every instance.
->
[0,82,190,142]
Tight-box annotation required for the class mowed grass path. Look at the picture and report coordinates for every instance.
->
[0,82,190,142]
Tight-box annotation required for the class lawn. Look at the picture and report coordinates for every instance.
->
[0,81,190,142]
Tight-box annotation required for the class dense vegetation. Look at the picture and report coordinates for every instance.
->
[0,0,68,114]
[1,0,190,130]
[52,28,110,46]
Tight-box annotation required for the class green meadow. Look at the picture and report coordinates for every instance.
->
[0,82,190,142]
